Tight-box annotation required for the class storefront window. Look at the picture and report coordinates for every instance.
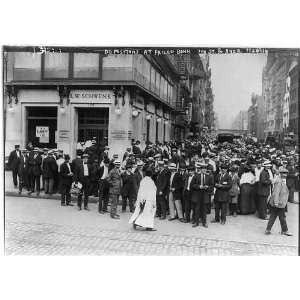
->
[102,54,133,80]
[150,67,156,92]
[44,52,69,78]
[155,72,160,95]
[13,52,41,80]
[73,53,99,78]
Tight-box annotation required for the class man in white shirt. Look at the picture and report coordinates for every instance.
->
[98,158,110,214]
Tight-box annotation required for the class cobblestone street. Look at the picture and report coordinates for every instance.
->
[5,196,298,255]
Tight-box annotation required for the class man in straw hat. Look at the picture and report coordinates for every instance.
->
[265,166,293,236]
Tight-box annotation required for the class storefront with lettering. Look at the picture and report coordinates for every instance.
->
[5,87,172,159]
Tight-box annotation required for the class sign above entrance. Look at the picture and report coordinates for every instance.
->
[69,90,113,104]
[36,126,49,143]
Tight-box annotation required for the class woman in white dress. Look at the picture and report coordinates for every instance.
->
[129,169,157,231]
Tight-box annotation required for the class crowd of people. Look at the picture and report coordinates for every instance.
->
[7,134,299,235]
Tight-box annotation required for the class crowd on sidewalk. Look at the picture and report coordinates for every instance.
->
[7,134,299,235]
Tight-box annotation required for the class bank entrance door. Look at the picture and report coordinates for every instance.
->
[77,108,109,144]
[27,106,57,148]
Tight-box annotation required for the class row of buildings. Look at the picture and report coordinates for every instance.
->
[3,47,216,158]
[232,50,299,143]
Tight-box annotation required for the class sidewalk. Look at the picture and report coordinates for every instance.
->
[4,171,299,248]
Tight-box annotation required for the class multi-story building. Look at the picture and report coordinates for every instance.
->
[262,50,298,140]
[4,47,214,157]
[231,110,248,131]
[288,61,298,136]
[4,47,184,158]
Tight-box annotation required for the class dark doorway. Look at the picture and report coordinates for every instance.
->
[78,108,109,144]
[27,106,57,148]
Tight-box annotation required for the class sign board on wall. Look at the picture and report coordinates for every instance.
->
[58,130,70,140]
[69,90,113,103]
[111,130,133,140]
[36,126,49,143]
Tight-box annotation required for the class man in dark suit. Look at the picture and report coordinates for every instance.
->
[168,163,185,222]
[43,150,58,195]
[257,160,274,219]
[183,165,195,222]
[27,147,42,196]
[8,145,21,188]
[132,140,142,155]
[155,161,170,220]
[98,158,110,214]
[190,162,214,228]
[60,154,73,206]
[17,149,29,194]
[134,160,144,189]
[74,153,92,210]
[212,164,232,224]
[106,160,122,219]
[121,162,138,213]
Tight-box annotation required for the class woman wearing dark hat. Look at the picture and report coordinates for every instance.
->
[239,164,256,214]
[228,165,240,216]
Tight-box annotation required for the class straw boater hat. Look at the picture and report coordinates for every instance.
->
[169,163,177,170]
[262,160,272,167]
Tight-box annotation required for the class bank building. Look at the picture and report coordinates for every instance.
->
[4,47,214,158]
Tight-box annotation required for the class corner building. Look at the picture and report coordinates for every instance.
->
[4,47,185,158]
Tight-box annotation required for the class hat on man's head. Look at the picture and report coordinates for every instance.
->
[15,145,20,148]
[169,163,177,170]
[103,158,110,164]
[76,150,83,156]
[279,166,288,174]
[262,160,272,167]
[64,154,70,160]
[137,161,144,167]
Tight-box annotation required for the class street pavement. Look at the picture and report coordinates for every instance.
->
[4,194,299,255]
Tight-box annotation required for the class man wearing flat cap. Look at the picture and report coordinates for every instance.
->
[265,167,293,236]
[8,144,21,188]
[27,147,42,196]
[43,150,58,195]
[257,160,274,220]
[190,162,214,227]
[121,162,138,213]
[155,160,170,220]
[17,149,29,194]
[212,163,232,225]
[106,160,122,219]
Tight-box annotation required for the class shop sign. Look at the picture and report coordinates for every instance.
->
[111,130,132,140]
[36,126,49,143]
[58,130,70,140]
[111,130,127,140]
[69,90,113,103]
